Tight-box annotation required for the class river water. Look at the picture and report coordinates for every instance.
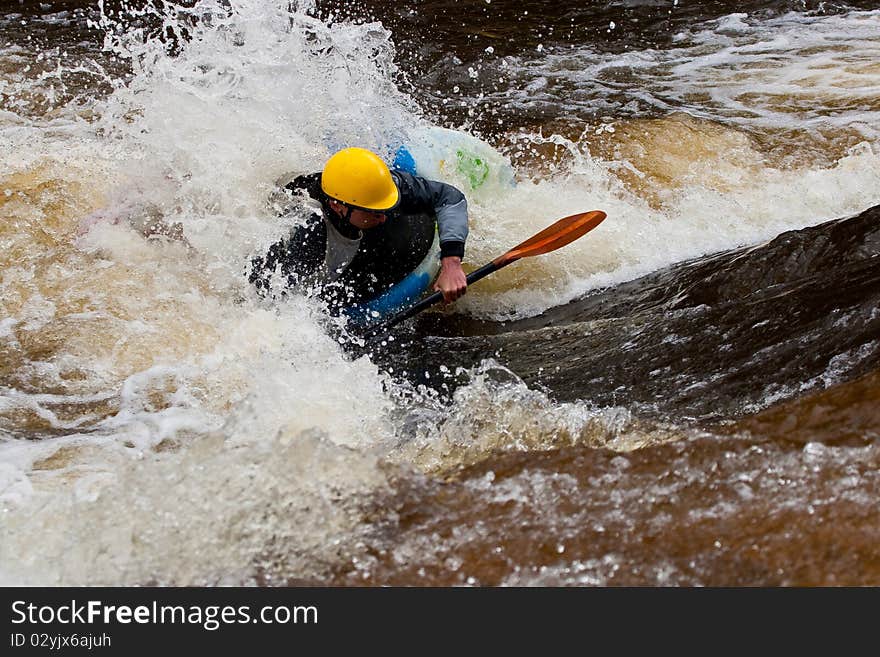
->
[1,0,878,585]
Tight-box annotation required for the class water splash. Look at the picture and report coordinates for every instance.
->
[1,1,879,586]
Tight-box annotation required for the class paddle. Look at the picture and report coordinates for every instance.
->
[373,209,607,333]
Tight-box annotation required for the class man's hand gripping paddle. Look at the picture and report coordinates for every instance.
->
[371,210,607,335]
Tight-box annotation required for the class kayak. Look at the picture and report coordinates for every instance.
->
[342,229,441,327]
[391,125,516,191]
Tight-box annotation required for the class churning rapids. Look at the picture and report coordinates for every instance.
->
[1,0,878,585]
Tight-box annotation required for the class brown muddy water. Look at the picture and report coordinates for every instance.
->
[1,0,878,586]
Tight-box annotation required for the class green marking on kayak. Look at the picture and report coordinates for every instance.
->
[456,149,490,189]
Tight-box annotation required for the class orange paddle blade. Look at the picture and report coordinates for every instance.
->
[496,210,607,266]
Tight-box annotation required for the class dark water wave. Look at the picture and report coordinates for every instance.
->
[318,0,880,132]
[381,204,880,426]
[5,1,879,131]
[321,0,879,58]
[12,0,875,48]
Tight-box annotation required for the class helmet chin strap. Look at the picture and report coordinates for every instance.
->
[325,198,361,239]
[329,198,354,223]
[326,197,353,221]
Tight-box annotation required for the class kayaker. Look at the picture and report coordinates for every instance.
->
[249,147,469,315]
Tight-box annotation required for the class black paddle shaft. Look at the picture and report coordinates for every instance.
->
[378,259,505,330]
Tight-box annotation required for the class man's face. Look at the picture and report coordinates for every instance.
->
[329,199,388,230]
[348,208,387,230]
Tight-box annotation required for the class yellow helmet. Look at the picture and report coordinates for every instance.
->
[321,147,400,211]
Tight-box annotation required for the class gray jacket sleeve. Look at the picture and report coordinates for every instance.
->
[391,171,469,259]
